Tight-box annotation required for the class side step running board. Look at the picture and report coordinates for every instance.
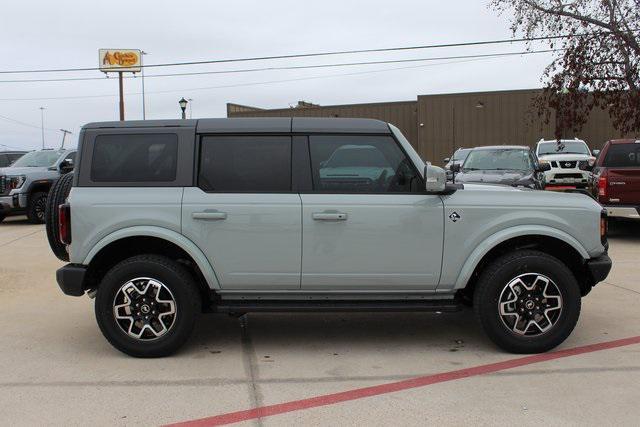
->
[210,299,462,314]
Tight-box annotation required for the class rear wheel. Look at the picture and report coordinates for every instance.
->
[474,250,581,353]
[95,255,201,357]
[27,192,47,224]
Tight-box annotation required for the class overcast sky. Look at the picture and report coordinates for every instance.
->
[0,0,557,150]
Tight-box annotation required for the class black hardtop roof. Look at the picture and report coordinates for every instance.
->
[83,117,391,134]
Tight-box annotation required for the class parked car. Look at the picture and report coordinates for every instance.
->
[48,118,610,357]
[444,148,471,180]
[0,148,76,223]
[590,139,640,220]
[452,146,548,189]
[536,138,596,189]
[0,151,27,168]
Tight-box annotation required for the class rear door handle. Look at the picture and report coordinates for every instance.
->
[312,212,348,221]
[192,211,227,220]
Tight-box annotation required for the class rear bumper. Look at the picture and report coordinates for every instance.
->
[56,264,88,297]
[604,205,640,219]
[586,254,612,284]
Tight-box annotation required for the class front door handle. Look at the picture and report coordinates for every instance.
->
[312,212,348,221]
[192,211,227,220]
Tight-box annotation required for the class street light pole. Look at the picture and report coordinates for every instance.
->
[39,107,46,149]
[59,129,72,149]
[188,98,193,119]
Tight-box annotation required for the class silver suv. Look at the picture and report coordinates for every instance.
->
[0,148,76,223]
[47,118,611,357]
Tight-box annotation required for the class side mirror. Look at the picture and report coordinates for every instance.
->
[443,157,450,164]
[424,164,446,193]
[536,163,551,172]
[449,163,461,173]
[59,158,74,173]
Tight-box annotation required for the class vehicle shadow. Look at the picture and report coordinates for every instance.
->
[1,215,31,225]
[186,308,495,356]
[608,219,640,242]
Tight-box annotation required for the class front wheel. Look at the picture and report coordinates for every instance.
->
[95,255,201,357]
[27,192,47,224]
[474,250,581,354]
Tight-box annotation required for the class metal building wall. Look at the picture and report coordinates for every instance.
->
[227,101,419,150]
[417,89,557,163]
[228,89,634,165]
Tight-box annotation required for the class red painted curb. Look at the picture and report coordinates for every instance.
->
[167,335,640,427]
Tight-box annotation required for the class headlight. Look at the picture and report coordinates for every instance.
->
[7,175,26,190]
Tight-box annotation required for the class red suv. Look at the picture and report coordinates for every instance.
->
[592,139,640,220]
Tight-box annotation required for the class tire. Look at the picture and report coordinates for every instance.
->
[0,214,5,223]
[45,174,73,261]
[473,250,581,354]
[95,255,201,357]
[27,191,48,224]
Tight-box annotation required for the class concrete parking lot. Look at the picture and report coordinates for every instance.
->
[0,216,638,426]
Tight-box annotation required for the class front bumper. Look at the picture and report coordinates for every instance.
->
[0,194,27,215]
[604,205,640,220]
[586,254,612,284]
[544,169,590,187]
[56,264,88,296]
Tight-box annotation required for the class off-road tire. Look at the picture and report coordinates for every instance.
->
[474,250,581,354]
[45,174,73,261]
[27,191,48,224]
[95,255,201,358]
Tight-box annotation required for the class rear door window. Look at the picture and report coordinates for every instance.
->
[91,134,178,182]
[603,144,640,167]
[199,136,291,192]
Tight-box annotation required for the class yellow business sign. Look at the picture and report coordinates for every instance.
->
[99,49,142,73]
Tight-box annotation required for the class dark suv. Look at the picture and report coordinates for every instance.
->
[592,139,640,220]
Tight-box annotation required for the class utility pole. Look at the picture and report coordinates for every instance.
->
[141,51,148,120]
[39,107,46,149]
[59,129,72,148]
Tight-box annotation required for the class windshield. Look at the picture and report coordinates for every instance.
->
[463,149,533,171]
[452,149,471,162]
[537,141,590,156]
[10,150,61,168]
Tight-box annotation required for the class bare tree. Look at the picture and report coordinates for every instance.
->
[491,0,640,138]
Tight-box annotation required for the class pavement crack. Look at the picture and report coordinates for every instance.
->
[239,314,264,427]
[603,281,640,296]
[0,229,41,247]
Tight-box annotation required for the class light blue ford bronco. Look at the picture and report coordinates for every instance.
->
[46,118,611,357]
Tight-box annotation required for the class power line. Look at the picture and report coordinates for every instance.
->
[0,48,559,84]
[0,53,536,102]
[0,31,623,75]
[0,113,59,132]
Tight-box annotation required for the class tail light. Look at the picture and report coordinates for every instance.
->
[58,203,71,245]
[598,173,608,198]
[600,209,608,247]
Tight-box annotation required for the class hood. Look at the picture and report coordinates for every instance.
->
[538,153,592,161]
[455,169,533,186]
[0,166,50,176]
